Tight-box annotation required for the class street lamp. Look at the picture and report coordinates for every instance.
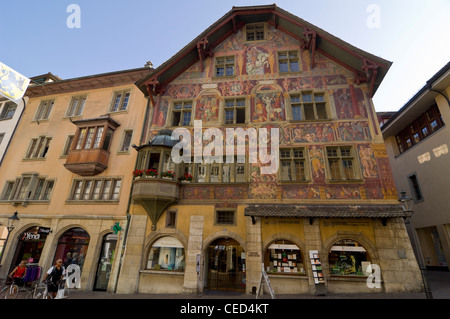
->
[398,191,433,299]
[0,211,20,266]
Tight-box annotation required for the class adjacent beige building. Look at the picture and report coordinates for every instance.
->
[382,61,450,271]
[0,67,150,291]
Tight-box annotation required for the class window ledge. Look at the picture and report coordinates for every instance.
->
[326,179,364,184]
[140,269,185,276]
[280,180,312,184]
[267,273,308,279]
[65,200,120,205]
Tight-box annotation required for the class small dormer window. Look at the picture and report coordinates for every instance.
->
[246,23,265,41]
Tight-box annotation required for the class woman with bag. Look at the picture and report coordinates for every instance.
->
[42,259,65,298]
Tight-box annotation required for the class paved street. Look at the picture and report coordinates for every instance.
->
[65,269,450,299]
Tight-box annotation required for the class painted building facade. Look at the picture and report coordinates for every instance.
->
[382,61,450,271]
[115,5,423,295]
[0,68,149,292]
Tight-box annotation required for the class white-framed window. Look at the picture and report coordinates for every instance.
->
[290,92,328,121]
[1,175,54,202]
[66,96,87,117]
[119,130,133,152]
[214,56,235,77]
[0,102,17,120]
[280,148,308,181]
[326,146,359,181]
[246,23,265,41]
[25,136,52,159]
[69,178,122,201]
[110,90,130,112]
[34,100,54,121]
[278,51,300,73]
[171,101,192,126]
[224,98,246,124]
[181,156,246,183]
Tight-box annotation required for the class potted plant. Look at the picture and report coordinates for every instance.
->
[161,170,175,180]
[180,173,192,183]
[132,169,144,179]
[145,169,158,178]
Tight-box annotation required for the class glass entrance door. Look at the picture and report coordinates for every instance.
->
[93,234,117,291]
[206,238,245,291]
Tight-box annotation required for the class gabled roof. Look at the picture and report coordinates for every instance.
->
[137,4,391,99]
[26,67,151,98]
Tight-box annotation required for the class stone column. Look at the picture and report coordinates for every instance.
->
[115,214,147,294]
[303,218,322,292]
[374,218,422,293]
[183,216,204,294]
[245,216,262,295]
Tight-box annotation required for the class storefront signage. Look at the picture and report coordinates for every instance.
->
[38,227,52,235]
[22,232,41,241]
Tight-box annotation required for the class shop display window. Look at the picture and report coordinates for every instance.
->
[264,240,305,275]
[147,237,185,271]
[54,227,90,271]
[328,239,370,276]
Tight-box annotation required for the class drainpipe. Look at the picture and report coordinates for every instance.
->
[113,96,152,293]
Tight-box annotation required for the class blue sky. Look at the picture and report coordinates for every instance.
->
[1,0,449,112]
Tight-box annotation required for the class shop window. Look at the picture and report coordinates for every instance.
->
[147,237,185,271]
[264,240,305,275]
[54,227,90,271]
[328,239,371,276]
[11,226,50,270]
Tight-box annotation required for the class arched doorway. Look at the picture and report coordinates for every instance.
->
[206,238,245,291]
[54,227,90,272]
[93,233,118,291]
[10,226,50,272]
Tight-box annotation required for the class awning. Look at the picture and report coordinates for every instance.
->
[244,204,410,218]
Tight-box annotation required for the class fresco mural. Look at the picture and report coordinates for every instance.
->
[195,95,219,122]
[143,21,393,202]
[252,91,285,122]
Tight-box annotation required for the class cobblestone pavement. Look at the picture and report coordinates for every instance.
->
[64,269,449,300]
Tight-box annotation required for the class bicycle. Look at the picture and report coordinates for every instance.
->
[0,279,11,299]
[24,281,53,299]
[3,277,20,299]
